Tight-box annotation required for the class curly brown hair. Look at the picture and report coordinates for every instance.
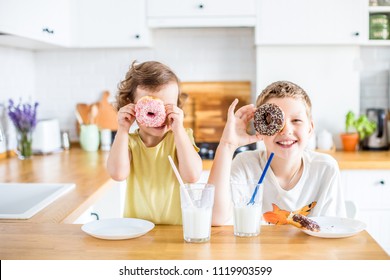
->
[256,81,312,119]
[115,61,181,110]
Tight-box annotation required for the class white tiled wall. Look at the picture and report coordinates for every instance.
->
[0,28,256,141]
[0,46,35,104]
[360,47,390,114]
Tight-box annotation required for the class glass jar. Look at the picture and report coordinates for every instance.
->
[16,130,33,160]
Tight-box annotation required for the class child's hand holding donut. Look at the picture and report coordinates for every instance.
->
[220,99,263,148]
[117,103,136,133]
[166,104,184,133]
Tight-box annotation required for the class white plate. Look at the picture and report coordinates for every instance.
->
[301,217,366,238]
[81,218,155,240]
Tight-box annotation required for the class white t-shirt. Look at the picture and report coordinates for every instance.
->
[231,150,346,218]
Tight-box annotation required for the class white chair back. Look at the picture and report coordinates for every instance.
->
[345,200,358,219]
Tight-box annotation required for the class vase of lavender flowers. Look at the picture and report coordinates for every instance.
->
[7,99,39,160]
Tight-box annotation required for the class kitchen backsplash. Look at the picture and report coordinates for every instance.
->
[0,28,389,143]
[360,46,390,114]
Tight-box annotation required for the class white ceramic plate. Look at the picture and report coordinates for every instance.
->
[81,218,155,240]
[301,217,366,238]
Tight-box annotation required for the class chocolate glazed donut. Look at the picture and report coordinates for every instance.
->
[254,103,285,136]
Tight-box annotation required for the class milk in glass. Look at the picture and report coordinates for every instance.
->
[182,207,212,241]
[233,205,261,236]
[180,184,214,243]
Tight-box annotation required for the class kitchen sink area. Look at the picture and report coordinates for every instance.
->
[0,183,75,219]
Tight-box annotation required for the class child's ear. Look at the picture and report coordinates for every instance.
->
[178,93,188,109]
[308,119,314,136]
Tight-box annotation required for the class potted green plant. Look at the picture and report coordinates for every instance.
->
[340,111,377,151]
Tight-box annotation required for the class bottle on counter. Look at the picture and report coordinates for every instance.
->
[100,129,112,151]
[61,131,70,150]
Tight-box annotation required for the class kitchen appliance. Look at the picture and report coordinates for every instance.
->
[32,119,62,154]
[363,108,389,150]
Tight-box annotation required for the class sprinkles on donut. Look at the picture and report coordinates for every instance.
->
[135,96,166,127]
[254,103,285,136]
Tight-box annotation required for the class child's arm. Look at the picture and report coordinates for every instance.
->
[166,104,202,183]
[106,103,136,181]
[208,99,262,225]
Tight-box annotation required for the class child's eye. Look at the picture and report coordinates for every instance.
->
[292,119,302,123]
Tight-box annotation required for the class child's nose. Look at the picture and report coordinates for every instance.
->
[279,121,292,135]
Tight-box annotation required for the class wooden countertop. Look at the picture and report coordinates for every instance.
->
[0,224,388,260]
[203,150,390,170]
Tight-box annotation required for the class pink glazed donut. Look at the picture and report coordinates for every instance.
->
[135,96,166,127]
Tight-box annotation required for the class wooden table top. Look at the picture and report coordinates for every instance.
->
[0,224,388,260]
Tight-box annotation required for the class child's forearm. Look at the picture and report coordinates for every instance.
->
[174,127,202,183]
[106,128,131,181]
[208,141,236,226]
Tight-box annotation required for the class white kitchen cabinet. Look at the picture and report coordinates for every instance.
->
[0,0,71,47]
[341,170,390,255]
[71,0,150,48]
[73,180,126,224]
[147,0,256,28]
[256,0,365,45]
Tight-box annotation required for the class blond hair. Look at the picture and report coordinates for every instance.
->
[256,81,312,119]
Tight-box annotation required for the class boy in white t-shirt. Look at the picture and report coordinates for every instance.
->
[209,81,346,225]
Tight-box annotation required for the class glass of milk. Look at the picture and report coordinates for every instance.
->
[180,183,214,243]
[231,182,263,237]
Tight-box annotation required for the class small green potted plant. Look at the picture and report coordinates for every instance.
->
[340,111,376,151]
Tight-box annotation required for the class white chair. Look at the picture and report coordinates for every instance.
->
[345,200,358,219]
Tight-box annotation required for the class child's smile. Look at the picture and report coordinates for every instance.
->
[276,138,298,148]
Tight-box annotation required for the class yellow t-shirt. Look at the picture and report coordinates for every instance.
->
[124,128,199,225]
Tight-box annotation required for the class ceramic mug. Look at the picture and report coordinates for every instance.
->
[317,130,334,150]
[80,124,99,152]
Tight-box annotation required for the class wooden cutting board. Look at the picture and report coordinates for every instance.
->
[95,91,118,131]
[76,103,90,125]
[75,91,118,134]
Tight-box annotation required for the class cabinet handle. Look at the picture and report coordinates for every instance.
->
[353,32,360,37]
[198,3,204,9]
[42,28,54,34]
[90,212,100,220]
[135,34,140,39]
[379,180,385,185]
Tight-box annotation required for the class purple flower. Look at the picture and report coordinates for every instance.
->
[7,99,39,133]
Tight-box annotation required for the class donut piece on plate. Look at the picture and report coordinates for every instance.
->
[254,103,285,136]
[135,96,166,127]
[288,213,320,232]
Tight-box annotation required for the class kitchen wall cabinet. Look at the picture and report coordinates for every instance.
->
[71,0,150,48]
[147,0,256,28]
[342,170,390,255]
[256,0,365,45]
[365,4,390,45]
[0,0,71,47]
